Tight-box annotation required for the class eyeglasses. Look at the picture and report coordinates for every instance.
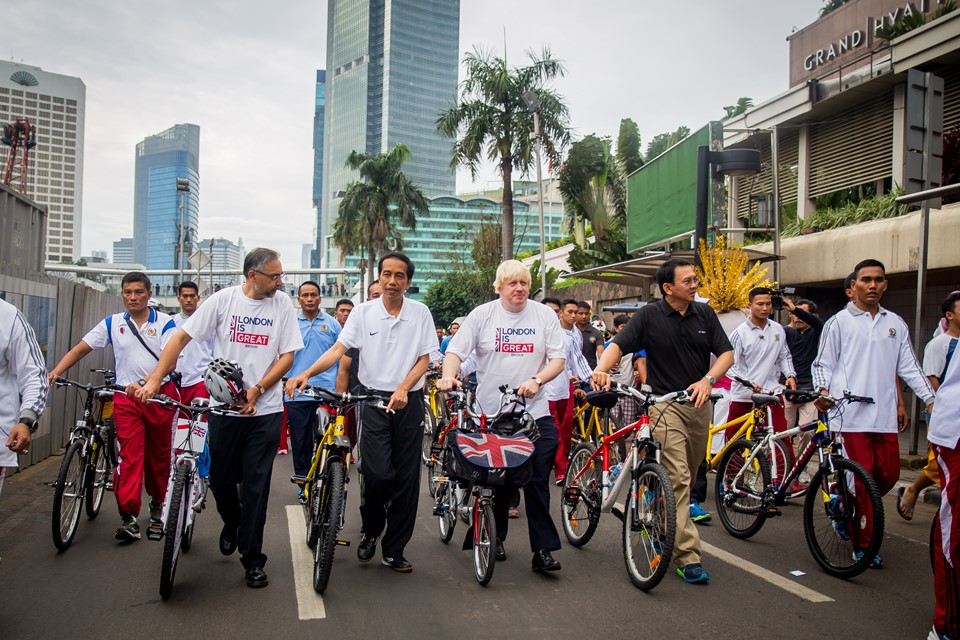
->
[254,270,285,282]
[677,277,700,287]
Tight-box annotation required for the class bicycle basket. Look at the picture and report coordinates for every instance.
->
[446,429,535,488]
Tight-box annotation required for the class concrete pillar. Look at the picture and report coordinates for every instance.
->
[727,176,746,245]
[892,82,906,189]
[797,124,815,219]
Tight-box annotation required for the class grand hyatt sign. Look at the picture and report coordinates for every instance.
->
[788,0,947,86]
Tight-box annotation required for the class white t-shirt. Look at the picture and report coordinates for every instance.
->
[337,296,437,392]
[923,332,959,384]
[929,343,960,448]
[82,308,176,386]
[447,299,565,420]
[181,286,303,415]
[728,318,796,403]
[169,312,215,387]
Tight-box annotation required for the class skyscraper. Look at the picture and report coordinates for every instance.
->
[319,0,460,267]
[0,61,86,263]
[312,70,326,268]
[133,124,200,280]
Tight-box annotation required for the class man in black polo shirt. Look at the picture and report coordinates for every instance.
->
[592,258,732,585]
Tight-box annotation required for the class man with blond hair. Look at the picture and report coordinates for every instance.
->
[440,260,567,572]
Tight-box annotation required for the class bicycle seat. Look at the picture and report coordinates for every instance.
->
[751,393,782,406]
[585,390,618,410]
[94,389,114,401]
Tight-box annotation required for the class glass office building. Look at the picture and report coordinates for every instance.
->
[319,0,460,267]
[133,123,200,286]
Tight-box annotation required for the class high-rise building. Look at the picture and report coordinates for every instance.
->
[133,124,200,282]
[112,237,133,263]
[319,0,460,267]
[312,70,326,268]
[0,61,86,263]
[200,236,245,289]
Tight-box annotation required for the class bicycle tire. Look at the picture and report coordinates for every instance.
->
[84,433,109,519]
[715,438,771,539]
[473,502,496,586]
[422,404,436,466]
[314,459,345,594]
[437,449,457,543]
[160,464,189,600]
[803,456,884,579]
[560,443,601,547]
[52,439,86,551]
[305,461,323,549]
[622,461,676,591]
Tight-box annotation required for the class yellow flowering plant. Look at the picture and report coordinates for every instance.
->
[694,235,773,313]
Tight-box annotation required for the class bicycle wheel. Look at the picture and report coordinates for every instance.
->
[52,440,86,551]
[160,465,189,600]
[715,438,771,539]
[803,456,884,579]
[422,404,436,466]
[473,501,496,586]
[314,459,345,594]
[181,469,199,552]
[623,461,676,591]
[305,461,323,549]
[85,433,109,519]
[437,449,458,544]
[560,443,601,547]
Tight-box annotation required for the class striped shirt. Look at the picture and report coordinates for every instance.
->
[0,299,48,467]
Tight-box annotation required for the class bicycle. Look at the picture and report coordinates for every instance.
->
[424,378,477,502]
[289,386,387,594]
[705,377,795,492]
[715,389,882,578]
[421,370,450,484]
[570,390,623,448]
[438,385,539,586]
[429,379,479,544]
[561,382,692,591]
[50,369,121,551]
[144,394,233,600]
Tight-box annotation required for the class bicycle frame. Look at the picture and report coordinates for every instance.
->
[303,409,352,509]
[705,405,771,470]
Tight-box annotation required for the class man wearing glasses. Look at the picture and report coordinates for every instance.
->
[136,248,303,589]
[592,258,733,585]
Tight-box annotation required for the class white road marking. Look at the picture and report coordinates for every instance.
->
[286,505,327,620]
[701,541,835,603]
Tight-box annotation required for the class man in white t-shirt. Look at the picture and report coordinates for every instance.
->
[50,272,179,542]
[440,260,567,573]
[136,249,303,589]
[286,253,436,573]
[813,259,935,569]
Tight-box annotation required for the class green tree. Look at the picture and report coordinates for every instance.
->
[559,134,622,247]
[616,118,644,175]
[645,126,690,161]
[333,144,429,285]
[422,267,497,328]
[722,96,753,120]
[819,0,848,17]
[437,46,570,261]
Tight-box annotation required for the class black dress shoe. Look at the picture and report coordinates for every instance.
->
[381,554,413,572]
[495,539,506,561]
[532,549,561,572]
[245,566,269,588]
[219,523,238,556]
[357,534,377,562]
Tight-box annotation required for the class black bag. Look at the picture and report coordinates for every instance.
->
[446,429,535,488]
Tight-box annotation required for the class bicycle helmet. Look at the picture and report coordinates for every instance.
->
[203,358,247,405]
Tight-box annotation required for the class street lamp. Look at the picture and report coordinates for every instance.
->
[522,90,547,298]
[694,147,761,268]
[176,177,191,285]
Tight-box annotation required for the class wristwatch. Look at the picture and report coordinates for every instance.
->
[704,375,717,386]
[532,376,543,386]
[255,383,266,395]
[18,415,37,434]
[137,378,147,387]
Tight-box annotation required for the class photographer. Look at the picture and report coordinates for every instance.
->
[782,297,824,420]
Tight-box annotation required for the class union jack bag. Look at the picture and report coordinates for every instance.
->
[447,430,535,488]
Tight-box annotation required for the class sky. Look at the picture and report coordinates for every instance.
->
[8,0,825,268]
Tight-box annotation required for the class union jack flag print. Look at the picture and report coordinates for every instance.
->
[456,432,534,469]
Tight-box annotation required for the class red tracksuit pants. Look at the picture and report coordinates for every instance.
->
[551,389,575,480]
[112,383,178,517]
[933,444,960,638]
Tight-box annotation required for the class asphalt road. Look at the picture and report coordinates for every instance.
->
[0,453,937,639]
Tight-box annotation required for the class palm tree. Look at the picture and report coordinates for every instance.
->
[437,46,570,261]
[332,144,429,285]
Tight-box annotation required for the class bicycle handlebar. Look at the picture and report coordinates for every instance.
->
[146,394,243,416]
[609,382,721,407]
[291,386,391,411]
[55,377,125,395]
[782,389,874,405]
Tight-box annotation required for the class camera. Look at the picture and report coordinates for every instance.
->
[770,287,796,311]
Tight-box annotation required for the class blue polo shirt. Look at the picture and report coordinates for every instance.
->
[285,310,341,401]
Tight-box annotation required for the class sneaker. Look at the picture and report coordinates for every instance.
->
[828,494,850,541]
[853,550,883,569]
[928,625,958,640]
[149,500,162,524]
[690,499,712,524]
[115,515,141,542]
[357,534,377,562]
[677,562,710,583]
[297,488,307,505]
[381,554,413,572]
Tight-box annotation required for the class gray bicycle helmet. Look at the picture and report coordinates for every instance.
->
[203,358,246,405]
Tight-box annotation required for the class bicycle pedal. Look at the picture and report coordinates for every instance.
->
[290,474,307,486]
[611,507,625,522]
[146,524,164,541]
[765,507,783,517]
[336,539,350,547]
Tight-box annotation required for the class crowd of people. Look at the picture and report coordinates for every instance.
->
[2,247,959,638]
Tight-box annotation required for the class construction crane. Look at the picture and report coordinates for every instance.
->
[1,117,37,195]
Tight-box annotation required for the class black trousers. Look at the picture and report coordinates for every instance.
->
[208,411,282,569]
[691,459,708,504]
[358,389,424,557]
[493,415,561,553]
[285,400,321,478]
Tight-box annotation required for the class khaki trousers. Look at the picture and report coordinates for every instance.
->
[650,400,712,568]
